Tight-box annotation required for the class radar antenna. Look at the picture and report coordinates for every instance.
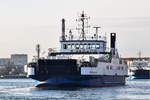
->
[93,26,101,40]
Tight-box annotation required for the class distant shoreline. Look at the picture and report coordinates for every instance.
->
[0,75,28,79]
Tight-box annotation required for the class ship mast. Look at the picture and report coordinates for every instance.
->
[81,12,85,40]
[77,11,90,40]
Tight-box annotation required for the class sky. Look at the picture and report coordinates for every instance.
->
[0,0,150,61]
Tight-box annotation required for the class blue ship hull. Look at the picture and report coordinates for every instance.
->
[35,76,126,87]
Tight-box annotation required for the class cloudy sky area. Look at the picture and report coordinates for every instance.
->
[0,0,150,61]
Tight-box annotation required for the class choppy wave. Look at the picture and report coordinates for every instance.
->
[0,78,150,100]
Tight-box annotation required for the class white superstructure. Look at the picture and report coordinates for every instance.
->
[81,57,128,76]
[47,12,128,77]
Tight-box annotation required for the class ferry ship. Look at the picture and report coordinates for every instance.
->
[27,12,128,87]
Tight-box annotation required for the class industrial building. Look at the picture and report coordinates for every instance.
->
[0,58,10,67]
[11,54,28,66]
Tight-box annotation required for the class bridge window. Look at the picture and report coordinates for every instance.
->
[63,44,67,49]
[84,44,87,49]
[91,44,95,49]
[100,43,104,48]
[68,44,71,49]
[72,44,75,49]
[76,44,79,49]
[85,44,89,49]
[80,44,84,49]
[96,44,100,49]
[87,44,91,49]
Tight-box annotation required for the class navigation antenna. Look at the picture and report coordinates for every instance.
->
[76,11,90,40]
[93,26,100,40]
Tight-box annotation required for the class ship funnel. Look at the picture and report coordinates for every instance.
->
[36,44,40,59]
[110,33,116,55]
[61,18,65,41]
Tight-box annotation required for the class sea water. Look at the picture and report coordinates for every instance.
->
[0,78,149,100]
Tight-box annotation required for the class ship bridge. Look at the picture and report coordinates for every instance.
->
[49,11,110,56]
[60,39,107,54]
